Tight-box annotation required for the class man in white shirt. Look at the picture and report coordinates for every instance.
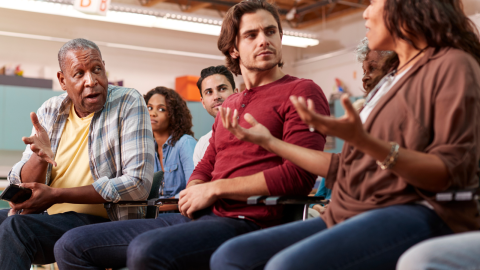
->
[193,65,238,166]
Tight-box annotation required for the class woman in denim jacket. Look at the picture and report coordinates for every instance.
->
[144,87,197,210]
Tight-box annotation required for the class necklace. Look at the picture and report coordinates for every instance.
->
[363,47,428,107]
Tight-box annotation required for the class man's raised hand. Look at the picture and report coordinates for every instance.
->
[219,107,274,150]
[22,112,57,167]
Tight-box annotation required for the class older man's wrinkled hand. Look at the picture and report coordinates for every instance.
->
[10,182,57,215]
[22,112,57,167]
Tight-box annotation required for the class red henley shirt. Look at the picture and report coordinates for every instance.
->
[189,75,329,228]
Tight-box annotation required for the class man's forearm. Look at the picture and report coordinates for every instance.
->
[266,137,332,178]
[20,154,48,183]
[187,179,206,188]
[52,185,107,204]
[212,172,270,201]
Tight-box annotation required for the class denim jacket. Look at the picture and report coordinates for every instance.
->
[154,134,196,198]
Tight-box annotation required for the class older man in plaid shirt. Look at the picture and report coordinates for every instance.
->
[0,38,154,269]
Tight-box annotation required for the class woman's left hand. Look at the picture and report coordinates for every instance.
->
[290,94,368,147]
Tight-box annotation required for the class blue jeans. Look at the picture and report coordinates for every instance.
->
[54,209,260,270]
[0,209,109,270]
[397,232,480,270]
[211,204,453,270]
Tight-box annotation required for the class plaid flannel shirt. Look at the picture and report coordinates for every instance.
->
[8,85,154,220]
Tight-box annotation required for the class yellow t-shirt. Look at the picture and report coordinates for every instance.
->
[48,105,108,219]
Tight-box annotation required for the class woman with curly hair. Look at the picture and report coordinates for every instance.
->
[144,86,196,202]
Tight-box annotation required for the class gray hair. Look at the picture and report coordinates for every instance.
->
[58,38,102,71]
[355,37,370,63]
[355,37,395,63]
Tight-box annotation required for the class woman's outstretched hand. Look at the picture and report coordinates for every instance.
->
[290,94,367,147]
[219,106,274,151]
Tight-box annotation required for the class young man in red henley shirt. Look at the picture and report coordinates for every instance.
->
[54,1,329,269]
[184,0,329,228]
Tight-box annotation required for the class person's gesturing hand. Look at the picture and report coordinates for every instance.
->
[178,182,218,219]
[10,182,57,215]
[22,112,57,167]
[219,107,274,151]
[290,94,367,147]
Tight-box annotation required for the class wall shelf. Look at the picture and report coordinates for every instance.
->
[0,75,52,89]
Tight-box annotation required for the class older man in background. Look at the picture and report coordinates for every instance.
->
[0,38,154,269]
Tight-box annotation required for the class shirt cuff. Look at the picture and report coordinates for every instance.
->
[325,153,340,189]
[92,176,122,203]
[263,166,285,196]
[188,171,212,184]
[7,162,27,185]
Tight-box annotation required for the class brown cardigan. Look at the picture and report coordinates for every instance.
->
[323,47,480,233]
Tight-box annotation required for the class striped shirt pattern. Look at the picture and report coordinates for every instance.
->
[8,85,155,220]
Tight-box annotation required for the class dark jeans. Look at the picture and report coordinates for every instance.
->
[211,204,453,270]
[0,209,109,270]
[54,209,260,270]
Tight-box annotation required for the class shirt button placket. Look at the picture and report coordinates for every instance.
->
[238,90,249,122]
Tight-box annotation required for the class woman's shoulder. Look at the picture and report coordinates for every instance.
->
[431,47,479,70]
[176,134,197,147]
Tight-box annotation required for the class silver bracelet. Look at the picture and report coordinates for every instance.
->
[377,142,400,170]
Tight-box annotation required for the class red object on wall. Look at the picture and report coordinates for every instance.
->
[175,76,201,101]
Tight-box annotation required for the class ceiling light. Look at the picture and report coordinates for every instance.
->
[0,0,320,48]
[0,30,225,60]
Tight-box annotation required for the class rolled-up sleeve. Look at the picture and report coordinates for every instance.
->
[8,146,33,185]
[325,153,341,189]
[426,55,480,189]
[92,90,155,202]
[264,81,330,196]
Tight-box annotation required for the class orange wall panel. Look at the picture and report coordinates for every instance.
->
[175,75,201,102]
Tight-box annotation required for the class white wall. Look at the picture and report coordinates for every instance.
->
[0,8,227,93]
[294,52,364,100]
[0,7,300,94]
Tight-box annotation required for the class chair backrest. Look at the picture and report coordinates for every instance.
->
[146,171,164,218]
[148,171,164,200]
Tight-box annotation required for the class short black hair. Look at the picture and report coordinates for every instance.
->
[196,65,236,97]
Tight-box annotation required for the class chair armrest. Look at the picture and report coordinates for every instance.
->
[104,198,179,209]
[247,195,327,206]
[435,189,479,202]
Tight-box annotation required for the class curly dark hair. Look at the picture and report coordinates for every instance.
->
[384,0,480,66]
[144,87,194,146]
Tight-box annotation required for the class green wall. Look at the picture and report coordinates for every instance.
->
[325,97,362,154]
[0,85,63,151]
[186,101,215,140]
